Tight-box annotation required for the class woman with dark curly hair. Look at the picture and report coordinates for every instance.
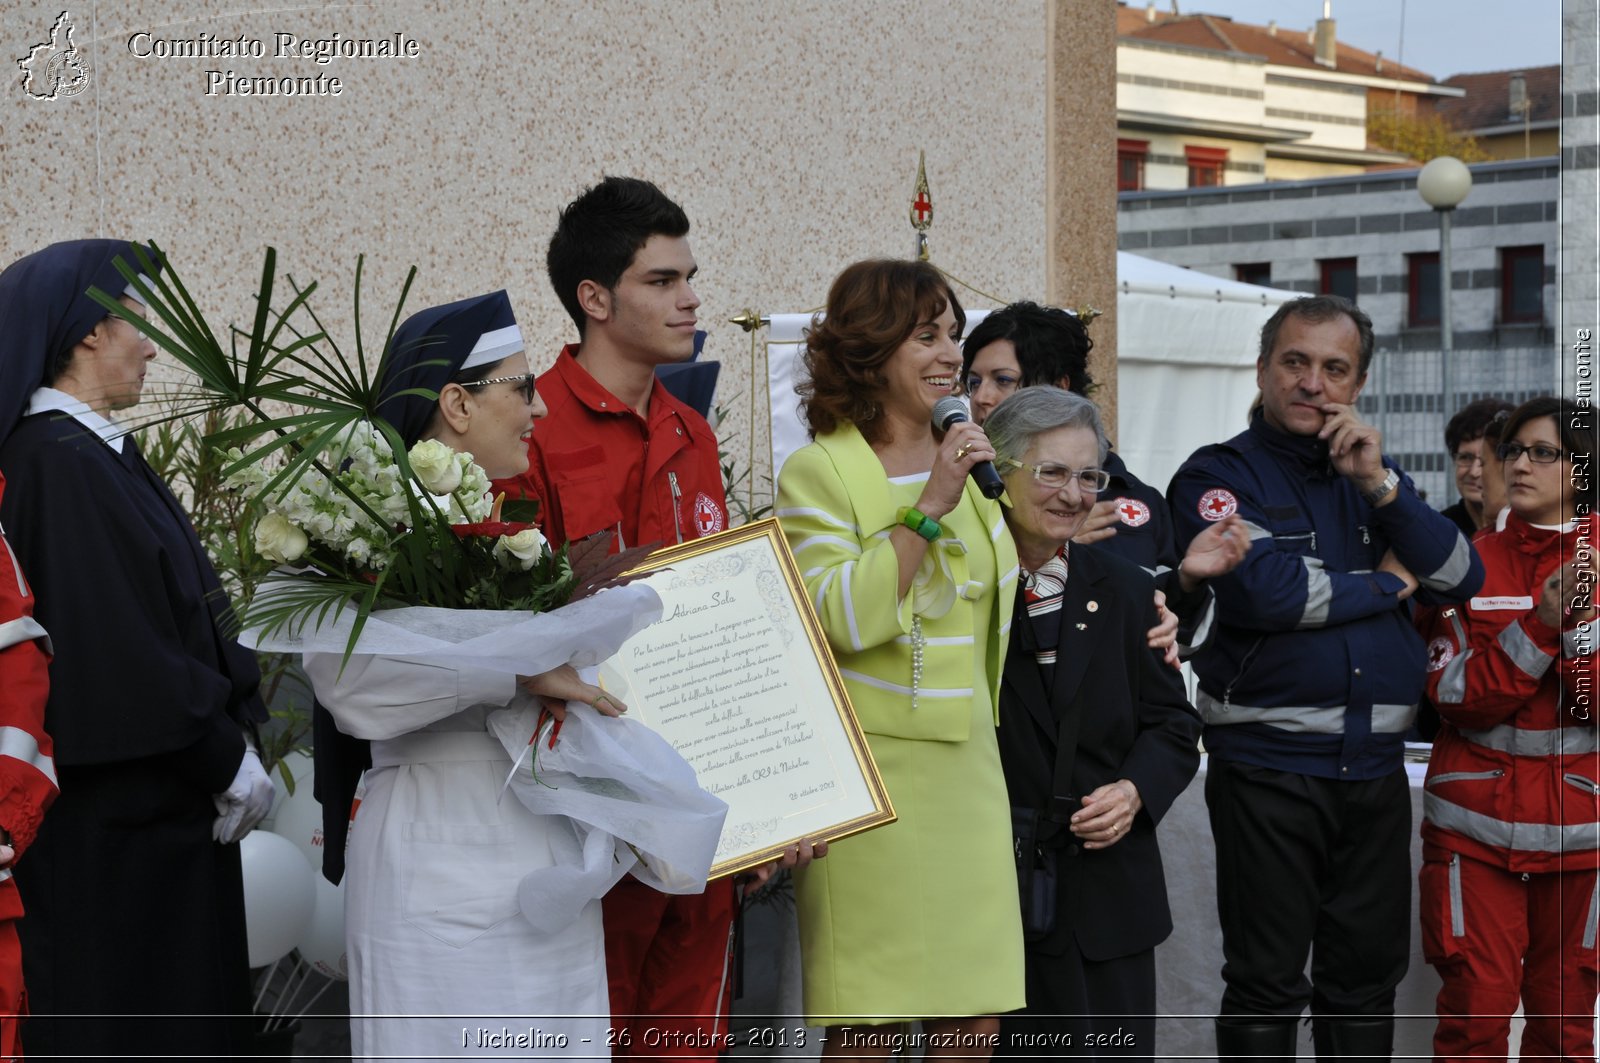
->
[776,259,1024,1056]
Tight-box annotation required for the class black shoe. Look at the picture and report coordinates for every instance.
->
[1214,1017,1298,1062]
[1311,1016,1393,1062]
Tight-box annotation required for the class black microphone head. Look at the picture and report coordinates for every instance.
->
[932,396,969,432]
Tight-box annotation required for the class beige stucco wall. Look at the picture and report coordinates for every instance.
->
[3,1,1127,491]
[1050,1,1118,433]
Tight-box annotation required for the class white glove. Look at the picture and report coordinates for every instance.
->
[212,747,275,844]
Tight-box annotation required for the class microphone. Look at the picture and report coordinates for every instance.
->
[932,397,1006,499]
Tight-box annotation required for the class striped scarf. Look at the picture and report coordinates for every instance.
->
[1021,545,1069,676]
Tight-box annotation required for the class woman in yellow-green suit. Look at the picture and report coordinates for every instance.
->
[776,259,1024,1057]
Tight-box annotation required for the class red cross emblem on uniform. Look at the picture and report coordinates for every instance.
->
[1427,636,1455,672]
[1198,488,1238,522]
[693,492,725,537]
[1115,497,1150,527]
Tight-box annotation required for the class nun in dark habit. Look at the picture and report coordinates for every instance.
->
[0,240,272,1058]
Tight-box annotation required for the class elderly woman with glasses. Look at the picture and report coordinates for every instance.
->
[1417,396,1598,1062]
[985,387,1238,1059]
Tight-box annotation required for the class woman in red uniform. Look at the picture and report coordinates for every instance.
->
[0,473,56,1060]
[1419,395,1598,1062]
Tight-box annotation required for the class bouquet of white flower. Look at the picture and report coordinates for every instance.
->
[225,424,492,569]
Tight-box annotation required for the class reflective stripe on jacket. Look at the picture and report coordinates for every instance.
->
[1421,513,1600,872]
[1169,412,1482,780]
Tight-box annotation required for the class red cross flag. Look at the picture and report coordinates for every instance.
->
[909,150,933,232]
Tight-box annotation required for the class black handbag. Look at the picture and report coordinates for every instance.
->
[1011,805,1059,941]
[1008,587,1084,943]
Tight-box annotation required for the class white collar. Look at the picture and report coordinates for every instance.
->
[23,387,129,454]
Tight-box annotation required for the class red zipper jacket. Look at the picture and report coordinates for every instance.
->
[495,346,728,550]
[1421,512,1599,872]
[0,472,57,920]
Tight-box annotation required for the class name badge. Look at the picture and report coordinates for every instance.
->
[1471,595,1534,611]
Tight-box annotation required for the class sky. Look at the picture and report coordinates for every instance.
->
[1163,0,1564,81]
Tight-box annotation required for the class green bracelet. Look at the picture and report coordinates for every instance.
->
[898,506,942,542]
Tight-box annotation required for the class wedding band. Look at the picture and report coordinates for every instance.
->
[955,443,973,460]
[592,694,612,709]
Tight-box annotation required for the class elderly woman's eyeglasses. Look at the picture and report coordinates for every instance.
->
[1496,442,1564,464]
[462,373,537,403]
[998,459,1110,493]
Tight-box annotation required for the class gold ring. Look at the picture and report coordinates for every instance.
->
[592,694,612,709]
[954,443,972,460]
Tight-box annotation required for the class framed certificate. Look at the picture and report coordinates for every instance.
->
[600,518,895,878]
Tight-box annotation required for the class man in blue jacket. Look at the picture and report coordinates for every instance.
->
[1168,296,1482,1062]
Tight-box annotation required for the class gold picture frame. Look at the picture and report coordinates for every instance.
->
[603,518,896,879]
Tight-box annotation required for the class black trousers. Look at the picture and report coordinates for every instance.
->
[1206,759,1411,1021]
[997,946,1156,1059]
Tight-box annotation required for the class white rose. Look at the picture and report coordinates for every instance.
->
[408,439,462,495]
[494,528,548,570]
[254,512,309,564]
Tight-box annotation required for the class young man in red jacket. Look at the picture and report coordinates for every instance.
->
[0,475,58,1057]
[496,176,740,1057]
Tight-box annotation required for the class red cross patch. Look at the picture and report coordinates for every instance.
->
[1427,636,1455,672]
[693,492,725,537]
[1198,489,1238,522]
[1114,497,1151,527]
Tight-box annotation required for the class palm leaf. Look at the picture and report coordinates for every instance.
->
[567,534,663,602]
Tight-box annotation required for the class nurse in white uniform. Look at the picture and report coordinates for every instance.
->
[303,291,622,1060]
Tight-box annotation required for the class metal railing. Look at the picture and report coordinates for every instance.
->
[1358,346,1559,505]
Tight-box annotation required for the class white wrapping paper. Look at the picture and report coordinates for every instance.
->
[242,580,663,676]
[487,696,729,935]
[247,580,728,934]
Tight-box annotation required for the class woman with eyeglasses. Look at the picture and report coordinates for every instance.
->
[983,386,1235,1059]
[1418,395,1599,1062]
[302,291,625,1058]
[961,302,1233,663]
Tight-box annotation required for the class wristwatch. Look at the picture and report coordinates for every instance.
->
[1362,468,1401,506]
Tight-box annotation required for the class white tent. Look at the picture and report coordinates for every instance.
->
[765,253,1299,492]
[1114,251,1300,491]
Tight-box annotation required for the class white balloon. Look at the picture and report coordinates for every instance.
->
[240,830,316,968]
[296,875,348,982]
[263,750,313,831]
[269,759,325,873]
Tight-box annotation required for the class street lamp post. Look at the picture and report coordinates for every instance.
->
[1418,156,1473,505]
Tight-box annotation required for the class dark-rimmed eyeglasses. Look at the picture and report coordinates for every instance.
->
[998,459,1110,493]
[1496,442,1564,464]
[462,373,536,403]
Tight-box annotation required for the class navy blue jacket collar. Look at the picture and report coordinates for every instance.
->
[1248,408,1335,477]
